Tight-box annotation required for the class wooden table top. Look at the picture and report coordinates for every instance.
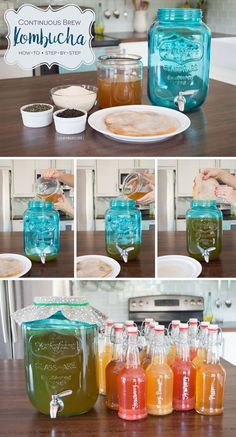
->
[1,70,236,157]
[158,230,236,278]
[0,359,235,437]
[0,231,74,278]
[77,230,155,278]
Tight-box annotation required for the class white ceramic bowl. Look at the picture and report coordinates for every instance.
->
[20,103,54,128]
[50,84,97,112]
[53,109,87,135]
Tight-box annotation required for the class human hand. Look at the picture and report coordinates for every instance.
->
[43,168,61,180]
[140,172,155,189]
[137,191,155,205]
[54,195,74,217]
[215,186,236,206]
[201,168,226,181]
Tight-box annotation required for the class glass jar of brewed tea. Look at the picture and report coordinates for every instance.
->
[23,200,60,264]
[122,172,152,201]
[186,200,223,262]
[97,54,143,109]
[36,177,63,203]
[12,297,106,418]
[148,8,211,112]
[105,199,142,262]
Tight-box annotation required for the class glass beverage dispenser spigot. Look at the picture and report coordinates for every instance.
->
[12,297,106,418]
[186,200,223,263]
[105,199,142,262]
[148,8,211,112]
[23,200,60,264]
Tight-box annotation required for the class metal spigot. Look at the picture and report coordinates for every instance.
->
[40,252,46,264]
[174,90,198,112]
[50,390,72,419]
[115,244,134,263]
[197,244,216,263]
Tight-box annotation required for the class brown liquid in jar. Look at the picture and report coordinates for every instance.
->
[98,76,142,109]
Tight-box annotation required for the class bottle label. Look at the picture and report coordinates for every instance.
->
[156,376,163,406]
[182,375,190,400]
[131,381,139,410]
[159,35,203,65]
[209,377,216,401]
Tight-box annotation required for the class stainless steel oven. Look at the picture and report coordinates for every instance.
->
[128,295,204,327]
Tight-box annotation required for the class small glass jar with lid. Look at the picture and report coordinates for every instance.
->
[12,297,106,418]
[105,199,142,262]
[23,200,60,264]
[148,8,211,112]
[186,200,223,262]
[97,54,143,108]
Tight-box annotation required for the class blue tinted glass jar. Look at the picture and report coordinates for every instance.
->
[148,8,211,112]
[23,201,60,263]
[186,200,222,262]
[12,297,102,417]
[105,199,142,262]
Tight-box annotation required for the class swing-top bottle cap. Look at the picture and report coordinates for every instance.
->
[144,318,153,325]
[149,320,156,329]
[189,318,198,325]
[114,323,123,331]
[127,326,138,335]
[155,324,165,332]
[105,320,114,326]
[172,320,180,327]
[200,321,210,328]
[179,323,188,331]
[208,324,218,332]
[125,320,134,327]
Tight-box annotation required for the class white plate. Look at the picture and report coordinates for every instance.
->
[0,254,32,278]
[76,255,121,279]
[157,255,202,278]
[88,105,191,143]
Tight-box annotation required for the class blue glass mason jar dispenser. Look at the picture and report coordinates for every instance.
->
[105,199,142,262]
[186,200,222,262]
[23,200,60,263]
[148,8,211,112]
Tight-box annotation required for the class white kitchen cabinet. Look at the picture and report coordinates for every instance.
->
[34,160,51,171]
[0,160,12,168]
[119,42,148,67]
[219,159,236,170]
[0,50,33,79]
[136,159,155,169]
[77,159,96,168]
[198,160,216,172]
[55,160,73,172]
[118,160,135,169]
[12,161,35,197]
[96,160,119,196]
[158,160,177,168]
[95,219,105,231]
[12,221,23,232]
[176,220,186,231]
[222,332,236,365]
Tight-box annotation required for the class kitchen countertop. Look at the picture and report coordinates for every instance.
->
[1,70,236,157]
[12,214,73,221]
[96,214,155,221]
[0,231,74,278]
[219,322,236,332]
[158,230,236,278]
[177,215,236,221]
[0,359,235,437]
[77,230,155,278]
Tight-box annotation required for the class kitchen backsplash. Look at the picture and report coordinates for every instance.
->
[176,197,192,217]
[208,0,236,35]
[73,280,236,323]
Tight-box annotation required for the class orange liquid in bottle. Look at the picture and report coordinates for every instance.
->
[106,360,125,410]
[146,361,173,416]
[167,344,177,367]
[192,347,206,369]
[98,344,112,395]
[195,362,226,415]
[98,76,142,109]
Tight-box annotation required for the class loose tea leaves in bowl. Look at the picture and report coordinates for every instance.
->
[23,104,52,112]
[56,109,85,118]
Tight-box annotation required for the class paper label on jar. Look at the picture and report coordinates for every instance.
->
[4,4,95,70]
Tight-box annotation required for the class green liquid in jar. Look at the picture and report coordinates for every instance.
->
[186,218,222,261]
[106,243,141,261]
[24,319,98,416]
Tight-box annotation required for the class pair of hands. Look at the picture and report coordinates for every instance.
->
[201,168,236,206]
